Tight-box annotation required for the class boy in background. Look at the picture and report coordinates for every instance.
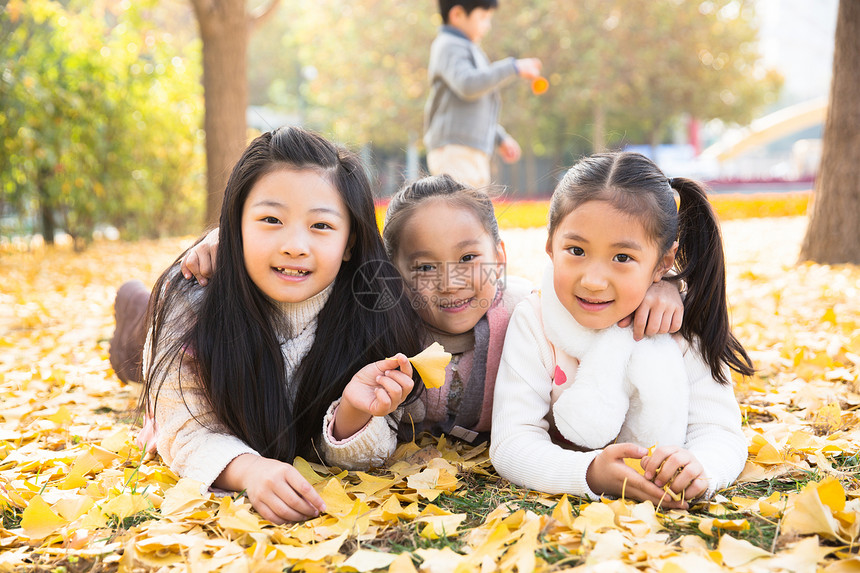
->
[424,0,542,188]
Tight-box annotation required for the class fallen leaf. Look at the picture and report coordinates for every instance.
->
[101,492,151,521]
[717,534,771,567]
[782,478,850,542]
[20,495,67,539]
[408,342,451,389]
[320,478,356,516]
[341,548,397,572]
[698,518,750,537]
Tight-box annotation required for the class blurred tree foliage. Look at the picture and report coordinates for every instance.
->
[290,1,435,149]
[1,0,782,241]
[252,0,780,167]
[489,0,783,159]
[0,0,203,245]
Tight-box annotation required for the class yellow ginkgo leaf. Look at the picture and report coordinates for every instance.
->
[216,496,262,533]
[408,342,452,389]
[624,457,645,474]
[388,552,419,573]
[698,517,750,537]
[21,495,68,540]
[45,405,72,426]
[320,478,356,517]
[342,549,398,572]
[811,402,843,435]
[782,478,846,542]
[717,534,771,567]
[101,493,151,521]
[624,444,655,475]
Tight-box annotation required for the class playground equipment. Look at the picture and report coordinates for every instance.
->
[700,98,827,162]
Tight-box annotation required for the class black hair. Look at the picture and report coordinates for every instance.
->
[547,152,754,384]
[142,127,424,463]
[439,0,498,24]
[383,174,501,261]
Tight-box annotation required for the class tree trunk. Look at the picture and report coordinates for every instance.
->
[192,0,251,228]
[800,0,860,264]
[37,167,55,245]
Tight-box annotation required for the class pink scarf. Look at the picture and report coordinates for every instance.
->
[422,288,512,434]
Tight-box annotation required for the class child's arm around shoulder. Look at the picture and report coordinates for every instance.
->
[180,227,220,285]
[618,278,684,341]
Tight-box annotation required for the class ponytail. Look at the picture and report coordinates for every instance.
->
[671,177,754,384]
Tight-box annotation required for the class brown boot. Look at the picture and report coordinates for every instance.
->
[109,280,151,383]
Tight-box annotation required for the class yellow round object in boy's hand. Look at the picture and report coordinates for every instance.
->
[531,77,549,95]
[408,342,452,389]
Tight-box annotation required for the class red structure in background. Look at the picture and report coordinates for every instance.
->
[688,118,702,156]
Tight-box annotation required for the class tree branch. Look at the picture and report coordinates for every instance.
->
[248,0,282,32]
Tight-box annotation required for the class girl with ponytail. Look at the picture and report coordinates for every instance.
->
[490,152,752,508]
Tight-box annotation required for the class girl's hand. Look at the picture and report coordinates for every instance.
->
[586,443,690,510]
[333,354,414,440]
[180,227,220,285]
[216,453,326,525]
[641,446,708,502]
[618,279,683,341]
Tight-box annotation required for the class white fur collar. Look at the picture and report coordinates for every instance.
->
[540,263,689,449]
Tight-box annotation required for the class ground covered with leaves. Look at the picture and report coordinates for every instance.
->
[1,216,859,572]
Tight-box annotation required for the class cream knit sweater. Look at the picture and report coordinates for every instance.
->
[146,282,395,489]
[489,296,747,500]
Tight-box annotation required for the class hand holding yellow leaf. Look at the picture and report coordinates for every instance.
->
[624,445,684,502]
[408,342,452,389]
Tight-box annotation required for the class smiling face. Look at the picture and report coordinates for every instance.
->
[241,168,352,304]
[393,199,505,335]
[547,200,676,330]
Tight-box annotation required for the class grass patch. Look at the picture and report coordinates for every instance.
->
[432,473,560,528]
[105,509,158,532]
[832,453,860,478]
[2,506,22,529]
[662,508,780,552]
[536,538,582,568]
[723,476,810,499]
[354,520,466,556]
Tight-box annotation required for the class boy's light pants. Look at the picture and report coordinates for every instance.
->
[427,144,491,188]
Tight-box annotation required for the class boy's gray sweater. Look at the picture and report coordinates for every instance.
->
[423,26,519,156]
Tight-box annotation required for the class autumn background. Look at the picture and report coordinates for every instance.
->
[2,0,860,571]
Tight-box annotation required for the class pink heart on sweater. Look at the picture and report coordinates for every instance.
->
[554,366,567,386]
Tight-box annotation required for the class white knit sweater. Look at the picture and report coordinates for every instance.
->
[146,282,394,488]
[489,295,747,500]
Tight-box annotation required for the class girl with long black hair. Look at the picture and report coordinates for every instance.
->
[139,127,423,524]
